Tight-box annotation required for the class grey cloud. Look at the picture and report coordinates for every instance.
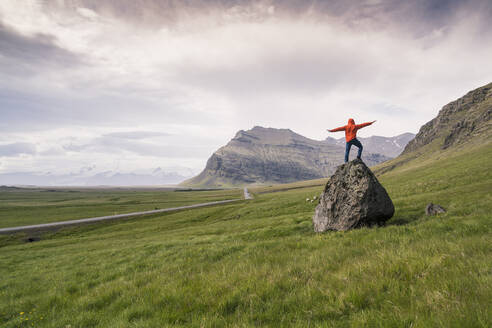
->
[0,170,191,186]
[40,0,492,35]
[63,136,210,158]
[62,143,87,152]
[170,1,492,103]
[0,21,90,132]
[2,0,490,134]
[1,0,490,177]
[174,47,370,97]
[103,131,171,139]
[367,103,413,116]
[0,22,83,76]
[0,86,215,133]
[0,142,36,157]
[39,147,66,156]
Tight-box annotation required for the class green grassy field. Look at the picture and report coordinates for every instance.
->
[0,143,491,327]
[0,188,242,228]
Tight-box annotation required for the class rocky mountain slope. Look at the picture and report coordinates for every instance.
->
[182,127,396,187]
[403,82,491,154]
[325,133,415,158]
[375,82,492,174]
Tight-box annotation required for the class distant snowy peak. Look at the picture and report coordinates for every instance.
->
[325,133,415,158]
[150,166,195,177]
[0,167,195,186]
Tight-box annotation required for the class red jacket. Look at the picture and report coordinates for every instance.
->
[329,118,374,142]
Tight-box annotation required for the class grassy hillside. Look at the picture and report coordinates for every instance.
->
[0,188,242,228]
[0,140,490,327]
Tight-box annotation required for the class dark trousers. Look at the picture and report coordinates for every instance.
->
[345,138,363,163]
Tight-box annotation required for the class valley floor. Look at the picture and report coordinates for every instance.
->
[0,188,241,229]
[0,143,491,327]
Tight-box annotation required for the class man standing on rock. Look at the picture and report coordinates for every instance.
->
[328,119,376,163]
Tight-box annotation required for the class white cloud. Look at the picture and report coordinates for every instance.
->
[76,7,98,20]
[103,131,171,139]
[0,142,36,157]
[0,0,490,181]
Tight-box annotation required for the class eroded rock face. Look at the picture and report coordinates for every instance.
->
[313,159,394,232]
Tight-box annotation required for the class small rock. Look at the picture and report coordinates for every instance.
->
[425,203,446,215]
[306,198,310,202]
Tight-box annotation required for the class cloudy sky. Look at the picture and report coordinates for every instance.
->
[0,0,491,181]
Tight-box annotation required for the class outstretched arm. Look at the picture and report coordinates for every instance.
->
[355,120,376,130]
[327,125,346,132]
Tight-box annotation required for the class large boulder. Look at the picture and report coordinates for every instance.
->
[313,159,394,232]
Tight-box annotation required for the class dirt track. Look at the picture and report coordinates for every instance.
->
[0,199,241,235]
[0,188,254,235]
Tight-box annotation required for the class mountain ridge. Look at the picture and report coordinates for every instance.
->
[325,132,415,158]
[182,126,412,187]
[375,82,492,175]
[403,82,491,154]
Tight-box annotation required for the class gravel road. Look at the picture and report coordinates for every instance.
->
[0,199,240,235]
[0,188,255,235]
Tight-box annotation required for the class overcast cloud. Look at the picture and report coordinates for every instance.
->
[0,0,491,182]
